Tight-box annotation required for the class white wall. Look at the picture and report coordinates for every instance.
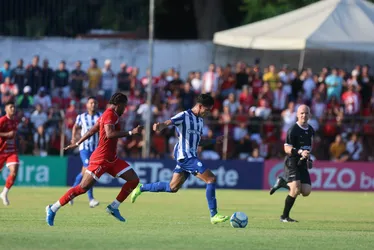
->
[0,37,373,78]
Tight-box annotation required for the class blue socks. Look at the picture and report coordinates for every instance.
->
[73,172,94,201]
[141,182,172,192]
[206,183,217,217]
[140,181,218,217]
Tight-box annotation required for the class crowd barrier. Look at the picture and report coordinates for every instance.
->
[1,156,373,191]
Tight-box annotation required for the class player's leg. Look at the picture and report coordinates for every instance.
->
[106,159,139,222]
[78,150,98,206]
[0,163,19,206]
[280,159,300,222]
[270,159,290,195]
[195,167,229,224]
[131,167,189,203]
[300,168,312,197]
[46,167,98,226]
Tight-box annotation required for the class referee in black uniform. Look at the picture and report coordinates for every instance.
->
[270,104,314,222]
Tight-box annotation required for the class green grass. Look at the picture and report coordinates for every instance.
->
[1,188,374,250]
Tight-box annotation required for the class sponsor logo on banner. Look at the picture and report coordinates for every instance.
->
[264,160,374,191]
[67,157,264,189]
[0,156,67,186]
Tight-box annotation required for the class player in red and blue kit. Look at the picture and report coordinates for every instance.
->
[45,93,143,226]
[0,101,20,206]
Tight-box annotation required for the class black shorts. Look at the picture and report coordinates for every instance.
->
[284,157,311,185]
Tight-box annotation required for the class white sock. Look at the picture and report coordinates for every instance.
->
[110,199,121,209]
[2,187,9,195]
[51,201,61,213]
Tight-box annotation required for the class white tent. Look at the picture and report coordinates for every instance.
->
[213,0,374,70]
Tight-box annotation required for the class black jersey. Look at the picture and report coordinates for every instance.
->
[285,123,314,158]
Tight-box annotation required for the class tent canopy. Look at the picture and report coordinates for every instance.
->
[213,0,374,52]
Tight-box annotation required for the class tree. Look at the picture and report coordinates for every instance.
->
[240,0,318,25]
[192,0,228,39]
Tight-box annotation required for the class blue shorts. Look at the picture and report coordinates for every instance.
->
[80,150,94,167]
[173,157,207,178]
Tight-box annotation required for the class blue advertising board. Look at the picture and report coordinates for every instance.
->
[67,157,263,189]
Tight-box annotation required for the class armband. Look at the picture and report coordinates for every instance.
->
[129,131,133,136]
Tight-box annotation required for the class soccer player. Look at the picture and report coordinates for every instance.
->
[69,97,101,208]
[0,101,19,206]
[130,94,229,224]
[269,105,314,222]
[45,93,143,226]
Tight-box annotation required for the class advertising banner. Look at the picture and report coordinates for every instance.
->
[264,160,374,191]
[67,157,264,189]
[0,156,67,186]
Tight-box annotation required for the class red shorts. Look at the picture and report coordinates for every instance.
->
[86,158,131,180]
[0,153,19,171]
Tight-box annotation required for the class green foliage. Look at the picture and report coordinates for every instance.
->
[240,0,319,24]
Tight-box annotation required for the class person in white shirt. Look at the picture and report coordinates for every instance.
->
[101,59,116,100]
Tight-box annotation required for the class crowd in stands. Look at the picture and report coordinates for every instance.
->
[1,55,373,161]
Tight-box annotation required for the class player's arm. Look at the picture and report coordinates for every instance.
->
[71,115,82,144]
[154,111,185,132]
[284,129,309,158]
[0,131,15,138]
[76,122,99,145]
[105,124,143,139]
[153,120,173,132]
[71,123,81,144]
[64,122,100,150]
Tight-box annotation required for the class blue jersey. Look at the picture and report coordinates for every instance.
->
[75,112,101,152]
[171,109,204,161]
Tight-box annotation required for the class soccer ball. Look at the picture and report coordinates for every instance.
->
[230,212,248,228]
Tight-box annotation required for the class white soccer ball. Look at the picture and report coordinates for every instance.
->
[230,212,248,228]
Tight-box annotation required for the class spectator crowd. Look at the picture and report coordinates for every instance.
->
[1,55,373,162]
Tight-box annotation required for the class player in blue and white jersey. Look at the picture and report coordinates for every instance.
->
[130,94,229,224]
[69,97,101,208]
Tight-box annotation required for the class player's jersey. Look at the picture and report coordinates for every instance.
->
[75,112,102,151]
[284,122,314,158]
[171,109,204,161]
[0,115,18,154]
[90,108,120,163]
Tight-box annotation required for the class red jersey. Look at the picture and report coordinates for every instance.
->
[90,108,120,163]
[0,115,18,153]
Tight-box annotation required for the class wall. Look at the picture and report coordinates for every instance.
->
[1,37,373,78]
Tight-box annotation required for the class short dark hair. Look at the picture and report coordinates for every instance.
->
[4,101,15,107]
[87,96,97,101]
[109,93,128,105]
[196,94,214,107]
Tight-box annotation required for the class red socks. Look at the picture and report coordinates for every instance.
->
[59,185,87,206]
[5,174,16,189]
[116,179,139,202]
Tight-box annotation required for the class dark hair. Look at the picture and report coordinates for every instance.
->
[87,96,97,101]
[4,101,15,107]
[109,92,128,105]
[196,94,214,107]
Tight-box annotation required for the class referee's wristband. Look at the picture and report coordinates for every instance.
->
[291,148,301,156]
[128,131,133,136]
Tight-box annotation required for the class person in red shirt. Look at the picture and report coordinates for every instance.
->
[0,101,19,206]
[45,93,143,226]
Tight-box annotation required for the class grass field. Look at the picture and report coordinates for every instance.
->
[1,187,374,250]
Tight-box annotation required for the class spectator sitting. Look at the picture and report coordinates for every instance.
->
[346,133,363,161]
[34,87,51,112]
[247,148,264,162]
[0,76,18,105]
[329,134,348,162]
[16,85,34,111]
[30,103,48,131]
